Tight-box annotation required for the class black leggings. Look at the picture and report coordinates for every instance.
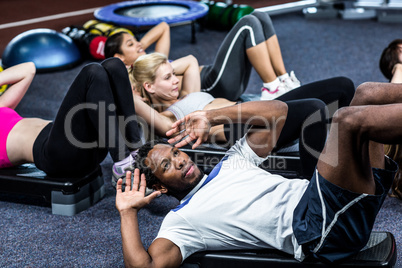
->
[224,99,327,178]
[277,99,327,178]
[33,58,142,177]
[277,76,355,116]
[278,77,355,177]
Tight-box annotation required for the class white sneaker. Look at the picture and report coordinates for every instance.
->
[280,71,301,92]
[260,83,287,100]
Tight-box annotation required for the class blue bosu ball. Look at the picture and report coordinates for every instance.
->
[2,28,82,72]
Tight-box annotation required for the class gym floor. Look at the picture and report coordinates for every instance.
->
[0,0,293,55]
[1,1,401,267]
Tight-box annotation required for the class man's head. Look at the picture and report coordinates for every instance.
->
[135,140,204,199]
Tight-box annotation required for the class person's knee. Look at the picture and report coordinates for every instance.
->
[82,62,105,77]
[332,76,356,105]
[352,82,378,106]
[250,10,275,38]
[236,14,262,31]
[159,21,170,33]
[101,57,126,72]
[306,99,326,112]
[251,10,273,26]
[332,106,364,133]
[186,54,199,66]
[229,13,266,48]
[336,76,355,92]
[78,63,111,89]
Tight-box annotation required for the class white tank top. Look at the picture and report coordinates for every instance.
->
[166,92,215,120]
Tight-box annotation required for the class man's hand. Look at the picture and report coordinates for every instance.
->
[116,169,161,213]
[166,110,211,149]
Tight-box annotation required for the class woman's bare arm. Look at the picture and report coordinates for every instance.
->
[133,95,175,136]
[0,62,36,109]
[139,22,171,58]
[170,55,201,97]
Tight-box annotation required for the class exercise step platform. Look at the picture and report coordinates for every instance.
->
[0,164,105,216]
[181,231,396,268]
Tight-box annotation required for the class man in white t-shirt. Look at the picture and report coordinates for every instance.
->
[115,82,400,268]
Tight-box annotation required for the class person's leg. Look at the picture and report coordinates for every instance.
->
[277,76,355,116]
[200,14,275,101]
[318,81,402,193]
[292,84,402,263]
[351,81,402,106]
[317,82,402,190]
[101,57,143,156]
[251,11,287,77]
[247,42,277,83]
[294,110,398,263]
[292,83,402,264]
[275,99,327,178]
[34,58,142,176]
[251,11,301,93]
[317,106,377,194]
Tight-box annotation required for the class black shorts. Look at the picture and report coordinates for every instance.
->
[292,156,398,263]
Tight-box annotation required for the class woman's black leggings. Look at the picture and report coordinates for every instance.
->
[224,99,327,178]
[277,76,355,116]
[277,99,327,178]
[33,58,142,177]
[278,77,355,177]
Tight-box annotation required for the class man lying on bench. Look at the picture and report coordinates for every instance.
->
[115,82,399,267]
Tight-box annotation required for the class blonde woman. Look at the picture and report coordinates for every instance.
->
[105,11,303,100]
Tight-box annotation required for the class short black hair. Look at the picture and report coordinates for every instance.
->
[134,139,170,189]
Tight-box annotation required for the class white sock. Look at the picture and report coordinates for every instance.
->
[263,78,280,92]
[278,73,289,81]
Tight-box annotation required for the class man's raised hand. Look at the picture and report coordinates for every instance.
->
[166,110,211,149]
[115,169,160,213]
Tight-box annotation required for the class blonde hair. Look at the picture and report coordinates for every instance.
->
[130,52,168,105]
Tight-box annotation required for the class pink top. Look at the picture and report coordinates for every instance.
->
[0,107,23,168]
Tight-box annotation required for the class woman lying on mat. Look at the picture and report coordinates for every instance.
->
[378,39,402,199]
[105,11,303,101]
[0,58,144,179]
[104,21,170,86]
[122,52,354,180]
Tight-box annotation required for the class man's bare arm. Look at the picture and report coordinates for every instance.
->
[166,100,288,158]
[116,170,182,267]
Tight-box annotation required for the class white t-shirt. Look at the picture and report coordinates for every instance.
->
[156,136,310,262]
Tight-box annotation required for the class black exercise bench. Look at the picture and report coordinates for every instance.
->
[0,163,105,216]
[181,231,396,267]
